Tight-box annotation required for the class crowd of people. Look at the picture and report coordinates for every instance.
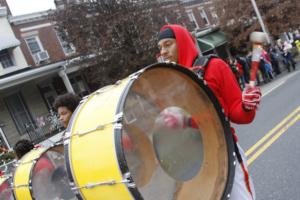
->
[228,40,298,90]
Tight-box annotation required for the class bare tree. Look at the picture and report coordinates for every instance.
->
[53,0,191,90]
[213,0,300,52]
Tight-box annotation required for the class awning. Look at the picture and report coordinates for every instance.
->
[0,61,66,90]
[197,31,227,53]
[0,35,20,51]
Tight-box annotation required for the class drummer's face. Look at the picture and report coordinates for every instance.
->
[58,106,73,128]
[158,38,178,63]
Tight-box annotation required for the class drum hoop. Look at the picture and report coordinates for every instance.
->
[114,75,144,200]
[64,101,87,200]
[114,62,235,200]
[63,94,86,200]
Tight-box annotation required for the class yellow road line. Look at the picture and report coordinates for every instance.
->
[247,114,300,166]
[245,105,300,157]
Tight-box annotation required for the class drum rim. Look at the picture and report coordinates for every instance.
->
[64,101,86,200]
[114,62,235,200]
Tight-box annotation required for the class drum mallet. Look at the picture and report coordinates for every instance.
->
[249,32,267,87]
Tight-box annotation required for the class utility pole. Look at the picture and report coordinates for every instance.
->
[250,0,272,44]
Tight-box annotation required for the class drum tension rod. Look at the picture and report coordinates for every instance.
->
[15,158,38,166]
[71,172,135,191]
[75,113,123,137]
[14,184,29,188]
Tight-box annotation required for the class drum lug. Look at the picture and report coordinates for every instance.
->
[129,69,145,80]
[123,172,136,188]
[115,112,123,123]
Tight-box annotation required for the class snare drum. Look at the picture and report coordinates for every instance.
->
[0,176,14,200]
[13,144,76,200]
[65,62,235,200]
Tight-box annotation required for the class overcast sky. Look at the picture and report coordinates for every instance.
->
[6,0,56,16]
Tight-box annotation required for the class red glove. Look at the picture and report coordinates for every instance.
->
[242,85,262,111]
[161,109,187,129]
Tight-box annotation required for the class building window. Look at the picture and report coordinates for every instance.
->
[187,10,199,29]
[25,36,43,55]
[56,30,75,55]
[199,8,210,25]
[0,49,14,68]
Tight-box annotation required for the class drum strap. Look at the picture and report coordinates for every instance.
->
[233,141,254,199]
[192,54,219,79]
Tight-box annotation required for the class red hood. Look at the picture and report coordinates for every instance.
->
[160,24,199,68]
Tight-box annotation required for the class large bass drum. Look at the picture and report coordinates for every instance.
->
[64,62,235,200]
[13,144,76,200]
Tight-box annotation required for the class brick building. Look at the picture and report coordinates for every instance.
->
[0,1,89,149]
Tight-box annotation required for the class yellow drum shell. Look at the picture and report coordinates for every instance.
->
[66,79,133,200]
[13,147,47,200]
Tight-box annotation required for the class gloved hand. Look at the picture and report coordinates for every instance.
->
[242,85,262,111]
[161,109,187,129]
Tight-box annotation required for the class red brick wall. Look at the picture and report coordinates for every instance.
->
[12,19,66,67]
[185,3,216,29]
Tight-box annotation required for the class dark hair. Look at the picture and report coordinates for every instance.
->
[13,139,34,159]
[53,93,81,112]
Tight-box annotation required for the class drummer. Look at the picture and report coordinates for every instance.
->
[53,93,81,129]
[157,24,261,200]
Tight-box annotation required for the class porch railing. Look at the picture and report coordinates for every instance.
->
[24,110,63,144]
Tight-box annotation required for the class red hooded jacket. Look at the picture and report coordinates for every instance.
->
[160,25,256,140]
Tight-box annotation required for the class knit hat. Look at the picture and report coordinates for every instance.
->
[158,28,175,41]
